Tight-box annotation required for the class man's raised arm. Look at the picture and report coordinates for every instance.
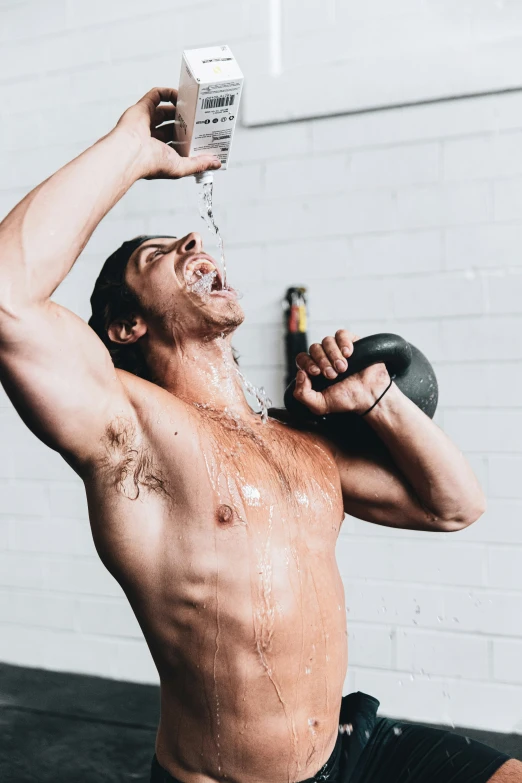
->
[293,329,486,533]
[0,88,220,469]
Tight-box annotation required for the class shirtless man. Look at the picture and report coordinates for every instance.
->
[0,88,519,783]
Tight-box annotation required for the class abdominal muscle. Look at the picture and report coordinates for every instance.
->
[150,512,348,783]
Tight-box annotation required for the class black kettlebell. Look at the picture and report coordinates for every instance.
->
[283,333,438,447]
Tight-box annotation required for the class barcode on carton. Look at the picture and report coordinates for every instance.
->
[201,94,236,110]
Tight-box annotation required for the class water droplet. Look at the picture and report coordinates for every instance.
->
[241,484,261,506]
[236,369,272,422]
[187,268,217,296]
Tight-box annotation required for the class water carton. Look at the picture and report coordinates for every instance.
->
[174,44,244,171]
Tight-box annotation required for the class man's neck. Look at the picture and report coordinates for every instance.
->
[145,333,256,419]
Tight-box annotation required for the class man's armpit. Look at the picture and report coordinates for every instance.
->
[98,415,168,501]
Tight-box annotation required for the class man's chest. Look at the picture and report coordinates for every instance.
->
[87,413,345,622]
[95,408,344,538]
[165,414,345,536]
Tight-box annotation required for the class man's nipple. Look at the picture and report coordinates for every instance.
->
[217,504,234,526]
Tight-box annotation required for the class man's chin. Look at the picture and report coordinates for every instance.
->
[200,299,245,336]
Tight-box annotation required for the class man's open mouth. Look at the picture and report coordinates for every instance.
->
[184,256,223,293]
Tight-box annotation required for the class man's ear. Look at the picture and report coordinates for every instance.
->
[107,315,147,345]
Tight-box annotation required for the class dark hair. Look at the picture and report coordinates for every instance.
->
[88,236,176,381]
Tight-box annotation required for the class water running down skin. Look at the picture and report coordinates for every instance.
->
[0,88,503,783]
[188,271,271,419]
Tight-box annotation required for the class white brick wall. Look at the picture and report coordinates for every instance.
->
[1,0,522,735]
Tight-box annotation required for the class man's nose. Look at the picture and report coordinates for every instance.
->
[178,232,203,254]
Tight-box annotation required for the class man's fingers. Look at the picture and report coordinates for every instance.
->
[152,122,175,144]
[335,329,357,358]
[117,88,179,138]
[152,100,178,143]
[309,342,338,379]
[153,104,176,126]
[298,330,360,380]
[138,87,178,112]
[295,351,320,375]
[322,336,348,374]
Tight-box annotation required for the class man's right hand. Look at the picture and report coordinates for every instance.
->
[114,86,222,181]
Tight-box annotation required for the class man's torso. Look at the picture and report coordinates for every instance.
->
[82,375,348,783]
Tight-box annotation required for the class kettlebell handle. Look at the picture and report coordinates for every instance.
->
[284,333,412,415]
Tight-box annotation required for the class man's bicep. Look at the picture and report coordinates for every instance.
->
[0,301,133,464]
[336,448,437,531]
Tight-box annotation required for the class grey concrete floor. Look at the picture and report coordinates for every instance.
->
[1,663,521,782]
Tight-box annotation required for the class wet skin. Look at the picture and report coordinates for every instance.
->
[86,380,347,783]
[0,95,487,783]
[0,225,486,783]
[55,234,483,783]
[82,234,348,783]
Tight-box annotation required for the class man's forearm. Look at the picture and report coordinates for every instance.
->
[0,128,143,312]
[365,383,485,527]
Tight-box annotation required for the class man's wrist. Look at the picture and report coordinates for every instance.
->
[361,380,401,423]
[106,126,148,183]
[360,376,394,417]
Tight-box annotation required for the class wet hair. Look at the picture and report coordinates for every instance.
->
[88,235,176,381]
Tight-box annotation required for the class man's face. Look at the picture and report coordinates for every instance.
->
[124,233,244,340]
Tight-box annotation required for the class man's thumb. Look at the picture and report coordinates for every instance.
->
[293,371,328,416]
[176,154,222,178]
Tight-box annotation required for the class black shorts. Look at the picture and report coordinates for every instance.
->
[150,691,510,783]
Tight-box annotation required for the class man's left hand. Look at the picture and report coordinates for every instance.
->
[294,329,390,416]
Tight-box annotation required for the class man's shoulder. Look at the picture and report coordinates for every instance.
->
[113,369,194,448]
[116,368,186,411]
[268,406,333,444]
